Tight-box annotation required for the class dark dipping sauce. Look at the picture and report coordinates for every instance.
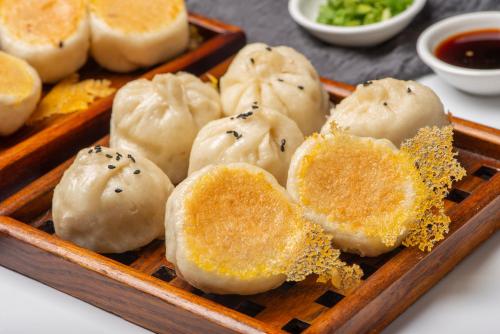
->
[435,29,500,70]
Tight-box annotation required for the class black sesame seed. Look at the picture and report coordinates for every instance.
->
[116,156,121,161]
[266,46,272,51]
[236,111,253,119]
[280,139,286,152]
[251,105,258,109]
[363,81,373,87]
[230,117,235,120]
[383,102,388,106]
[108,165,116,169]
[277,78,284,82]
[127,154,136,163]
[407,87,412,93]
[133,169,141,175]
[226,130,242,139]
[115,188,122,193]
[59,41,64,48]
[105,154,113,158]
[88,149,93,154]
[298,85,304,90]
[250,58,255,65]
[253,101,258,105]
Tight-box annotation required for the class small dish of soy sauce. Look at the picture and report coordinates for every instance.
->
[435,29,500,70]
[417,12,500,96]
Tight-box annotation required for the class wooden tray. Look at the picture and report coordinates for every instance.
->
[0,13,245,202]
[0,59,499,334]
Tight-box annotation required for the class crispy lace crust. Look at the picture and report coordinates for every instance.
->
[401,126,466,251]
[286,222,362,294]
[27,74,115,124]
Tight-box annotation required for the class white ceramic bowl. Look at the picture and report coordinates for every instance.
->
[288,0,426,47]
[417,12,500,96]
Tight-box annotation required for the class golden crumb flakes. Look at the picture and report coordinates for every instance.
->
[297,132,419,248]
[184,168,304,278]
[27,74,115,124]
[183,166,362,292]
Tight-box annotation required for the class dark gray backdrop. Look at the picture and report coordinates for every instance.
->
[186,0,499,84]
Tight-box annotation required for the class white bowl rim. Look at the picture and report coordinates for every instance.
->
[417,11,500,76]
[288,0,427,35]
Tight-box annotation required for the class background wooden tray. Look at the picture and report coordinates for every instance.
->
[0,59,499,334]
[0,13,245,202]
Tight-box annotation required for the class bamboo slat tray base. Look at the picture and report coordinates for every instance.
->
[0,13,245,202]
[0,60,499,334]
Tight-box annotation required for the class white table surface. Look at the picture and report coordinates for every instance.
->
[1,75,499,334]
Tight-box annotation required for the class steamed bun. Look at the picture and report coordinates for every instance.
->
[110,72,222,184]
[288,126,465,257]
[53,145,174,253]
[220,43,330,136]
[0,51,42,136]
[188,107,304,185]
[322,78,449,146]
[166,163,294,294]
[89,0,189,72]
[0,0,90,83]
[287,132,418,256]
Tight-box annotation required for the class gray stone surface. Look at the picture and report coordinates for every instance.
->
[186,0,499,84]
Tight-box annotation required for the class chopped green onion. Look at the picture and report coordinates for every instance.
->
[316,0,413,27]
